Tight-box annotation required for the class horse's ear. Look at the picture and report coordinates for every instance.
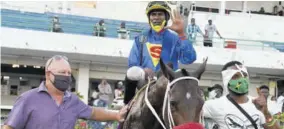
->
[160,59,175,81]
[193,57,208,80]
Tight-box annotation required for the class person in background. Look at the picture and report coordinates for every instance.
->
[51,16,63,33]
[93,88,107,108]
[94,19,106,37]
[259,7,265,14]
[111,81,125,110]
[114,81,124,99]
[207,84,223,100]
[277,92,284,113]
[273,5,279,15]
[52,16,59,24]
[258,85,276,101]
[204,84,223,129]
[203,61,280,129]
[92,87,100,101]
[44,5,50,13]
[187,18,205,44]
[257,85,280,116]
[90,87,100,106]
[3,55,127,129]
[117,22,130,39]
[276,92,284,128]
[277,1,284,16]
[98,79,112,107]
[204,19,222,47]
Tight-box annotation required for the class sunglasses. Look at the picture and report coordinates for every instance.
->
[46,55,68,70]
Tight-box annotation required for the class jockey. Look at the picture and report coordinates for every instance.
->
[124,1,197,105]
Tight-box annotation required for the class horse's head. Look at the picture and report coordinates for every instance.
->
[159,58,208,127]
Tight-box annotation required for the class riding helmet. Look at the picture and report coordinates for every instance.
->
[146,1,171,25]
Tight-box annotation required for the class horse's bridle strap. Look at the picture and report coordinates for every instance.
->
[145,76,200,129]
[163,76,200,128]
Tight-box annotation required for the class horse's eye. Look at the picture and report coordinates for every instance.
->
[170,101,177,107]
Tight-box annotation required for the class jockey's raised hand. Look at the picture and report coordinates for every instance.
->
[165,10,185,36]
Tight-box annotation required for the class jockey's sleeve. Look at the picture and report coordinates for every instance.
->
[174,36,197,64]
[128,37,142,68]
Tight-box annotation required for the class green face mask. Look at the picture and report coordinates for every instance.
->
[228,77,249,94]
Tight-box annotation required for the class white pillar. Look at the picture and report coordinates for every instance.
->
[242,1,248,13]
[219,1,226,15]
[269,80,277,97]
[76,63,90,104]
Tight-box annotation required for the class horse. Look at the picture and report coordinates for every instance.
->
[121,58,208,129]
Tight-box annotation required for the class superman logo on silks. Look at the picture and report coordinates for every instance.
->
[146,42,162,67]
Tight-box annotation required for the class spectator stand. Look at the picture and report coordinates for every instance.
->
[1,8,283,52]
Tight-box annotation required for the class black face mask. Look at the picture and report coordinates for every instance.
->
[50,73,72,92]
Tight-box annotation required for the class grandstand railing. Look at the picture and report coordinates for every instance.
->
[1,8,283,52]
[189,35,283,52]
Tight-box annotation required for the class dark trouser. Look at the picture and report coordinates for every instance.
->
[204,40,213,47]
[123,76,139,104]
[95,32,105,37]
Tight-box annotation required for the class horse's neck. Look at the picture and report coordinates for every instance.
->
[141,77,169,128]
[123,77,169,129]
[147,78,168,104]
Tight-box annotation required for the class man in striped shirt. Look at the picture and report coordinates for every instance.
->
[187,18,205,44]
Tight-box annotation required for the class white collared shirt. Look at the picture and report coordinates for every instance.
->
[277,96,284,112]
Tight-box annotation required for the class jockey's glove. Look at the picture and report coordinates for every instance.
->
[126,66,145,81]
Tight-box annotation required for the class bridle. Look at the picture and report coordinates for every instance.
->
[144,76,200,129]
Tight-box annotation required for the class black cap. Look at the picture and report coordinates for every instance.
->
[208,84,223,92]
[259,85,269,91]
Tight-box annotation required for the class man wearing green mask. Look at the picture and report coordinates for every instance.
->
[202,61,280,129]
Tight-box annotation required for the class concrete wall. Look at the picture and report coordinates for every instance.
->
[2,27,283,70]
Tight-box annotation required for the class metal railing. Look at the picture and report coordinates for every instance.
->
[188,35,284,52]
[2,8,283,52]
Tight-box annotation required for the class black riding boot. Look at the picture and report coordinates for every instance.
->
[123,76,139,105]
